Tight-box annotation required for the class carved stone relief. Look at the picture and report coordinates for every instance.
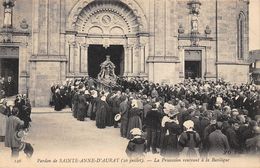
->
[75,1,140,35]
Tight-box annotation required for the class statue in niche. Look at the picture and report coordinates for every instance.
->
[98,55,117,83]
[191,15,198,33]
[3,0,15,28]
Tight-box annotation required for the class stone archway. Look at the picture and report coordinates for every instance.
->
[65,0,149,79]
[74,1,140,35]
[67,0,148,32]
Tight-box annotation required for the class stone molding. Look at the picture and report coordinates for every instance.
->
[216,61,250,65]
[67,0,148,33]
[75,6,137,34]
[146,56,180,63]
[178,33,213,41]
[29,55,67,62]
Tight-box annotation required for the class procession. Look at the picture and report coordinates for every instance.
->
[49,57,260,157]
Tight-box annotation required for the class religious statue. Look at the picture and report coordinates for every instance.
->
[191,15,198,33]
[98,55,117,84]
[3,0,15,28]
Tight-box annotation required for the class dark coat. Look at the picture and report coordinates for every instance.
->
[127,108,142,139]
[239,126,255,151]
[96,98,109,129]
[203,124,216,152]
[111,96,121,115]
[246,134,260,154]
[77,94,88,121]
[143,103,152,119]
[224,126,240,151]
[178,130,201,157]
[191,116,210,138]
[145,109,161,130]
[20,102,32,129]
[208,130,230,155]
[90,97,98,120]
[234,96,244,109]
[119,101,129,120]
[72,92,79,118]
[5,116,24,148]
[161,122,181,156]
[125,137,146,157]
[54,93,63,111]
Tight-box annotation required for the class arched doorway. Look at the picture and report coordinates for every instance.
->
[65,0,149,79]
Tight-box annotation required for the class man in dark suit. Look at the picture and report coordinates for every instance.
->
[145,104,161,153]
[4,76,15,97]
[233,92,244,109]
[208,122,230,156]
[119,96,129,138]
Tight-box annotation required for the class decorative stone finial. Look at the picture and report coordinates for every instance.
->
[3,0,15,7]
[20,19,29,29]
[178,24,185,34]
[205,25,211,34]
[187,0,201,15]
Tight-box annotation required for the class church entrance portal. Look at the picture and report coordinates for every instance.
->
[184,50,202,79]
[185,61,202,79]
[88,45,124,78]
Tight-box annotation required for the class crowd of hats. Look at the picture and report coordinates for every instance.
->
[49,77,260,155]
[50,76,260,128]
[52,77,259,118]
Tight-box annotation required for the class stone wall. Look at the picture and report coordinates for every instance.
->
[153,62,180,84]
[217,0,249,62]
[29,61,66,107]
[218,64,249,83]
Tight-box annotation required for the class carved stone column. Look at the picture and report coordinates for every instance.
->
[75,42,80,74]
[128,44,134,74]
[140,44,145,73]
[20,42,28,76]
[144,43,149,74]
[178,46,185,78]
[133,45,139,74]
[205,46,212,78]
[69,42,76,73]
[81,43,89,75]
[19,42,28,95]
[123,45,129,75]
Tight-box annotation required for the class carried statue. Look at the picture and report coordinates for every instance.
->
[98,55,117,84]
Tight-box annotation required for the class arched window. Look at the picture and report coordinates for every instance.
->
[238,12,246,59]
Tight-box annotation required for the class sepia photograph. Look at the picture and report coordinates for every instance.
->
[0,0,259,167]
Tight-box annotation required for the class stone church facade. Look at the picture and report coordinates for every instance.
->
[0,0,250,106]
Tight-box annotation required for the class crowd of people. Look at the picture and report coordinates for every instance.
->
[0,93,33,158]
[50,76,260,157]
